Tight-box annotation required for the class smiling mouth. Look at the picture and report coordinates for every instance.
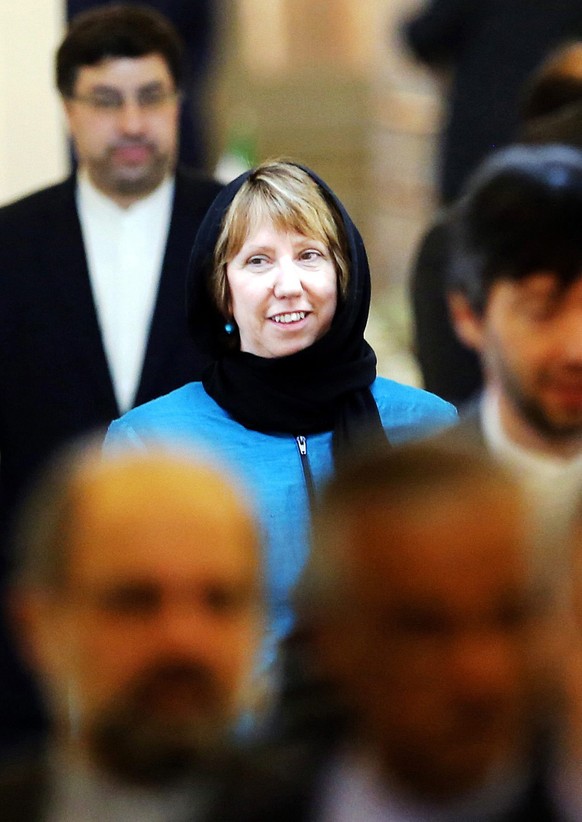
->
[270,311,307,324]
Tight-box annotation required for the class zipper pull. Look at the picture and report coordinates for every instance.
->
[296,434,316,509]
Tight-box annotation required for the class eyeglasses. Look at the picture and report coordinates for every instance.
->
[69,87,180,113]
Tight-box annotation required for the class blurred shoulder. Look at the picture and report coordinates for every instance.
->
[372,377,457,444]
[175,166,223,201]
[0,178,74,224]
[207,744,319,822]
[0,754,48,821]
[113,382,210,428]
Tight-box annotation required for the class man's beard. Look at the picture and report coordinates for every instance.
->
[516,391,582,441]
[87,661,234,787]
[89,141,173,200]
[505,368,582,442]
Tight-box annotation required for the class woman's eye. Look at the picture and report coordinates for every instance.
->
[247,255,268,266]
[300,249,323,262]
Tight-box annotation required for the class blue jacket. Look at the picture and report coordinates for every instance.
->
[106,378,456,665]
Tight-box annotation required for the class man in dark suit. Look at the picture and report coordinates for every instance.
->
[0,443,264,821]
[0,4,221,759]
[443,144,582,499]
[408,38,582,408]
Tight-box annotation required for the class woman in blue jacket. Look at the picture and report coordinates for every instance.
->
[105,160,456,670]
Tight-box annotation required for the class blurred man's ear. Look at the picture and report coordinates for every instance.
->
[448,292,486,352]
[8,588,67,679]
[61,99,75,138]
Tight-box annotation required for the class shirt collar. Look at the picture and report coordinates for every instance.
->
[318,746,531,822]
[76,171,174,217]
[481,387,582,476]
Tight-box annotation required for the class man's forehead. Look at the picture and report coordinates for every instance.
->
[67,513,258,588]
[345,491,527,587]
[348,533,533,626]
[63,457,258,579]
[73,53,173,90]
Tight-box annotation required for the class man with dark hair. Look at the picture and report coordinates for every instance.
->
[0,2,221,760]
[0,444,264,820]
[444,143,582,495]
[57,4,186,98]
[66,1,216,170]
[409,35,582,407]
[56,4,186,204]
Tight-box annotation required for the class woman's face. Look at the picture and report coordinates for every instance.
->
[225,219,338,358]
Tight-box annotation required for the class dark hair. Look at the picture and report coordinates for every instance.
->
[56,3,184,97]
[448,144,582,313]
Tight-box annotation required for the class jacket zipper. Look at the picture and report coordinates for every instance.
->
[296,435,316,510]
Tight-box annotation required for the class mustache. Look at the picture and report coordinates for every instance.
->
[127,659,221,706]
[108,138,157,151]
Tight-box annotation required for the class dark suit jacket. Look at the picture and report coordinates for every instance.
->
[410,211,483,406]
[0,758,48,822]
[213,744,564,822]
[0,751,310,822]
[0,168,220,755]
[0,168,220,538]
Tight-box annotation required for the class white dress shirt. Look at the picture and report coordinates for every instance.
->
[46,750,214,822]
[316,748,530,822]
[480,387,582,509]
[76,174,174,413]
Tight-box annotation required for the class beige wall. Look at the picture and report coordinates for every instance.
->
[0,0,67,205]
[212,0,440,380]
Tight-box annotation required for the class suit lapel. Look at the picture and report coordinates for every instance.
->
[0,756,50,822]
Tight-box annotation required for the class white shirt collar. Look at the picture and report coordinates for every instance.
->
[480,387,582,501]
[76,171,174,216]
[317,747,531,822]
[46,748,213,822]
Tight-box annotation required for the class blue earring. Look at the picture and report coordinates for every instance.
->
[225,321,235,335]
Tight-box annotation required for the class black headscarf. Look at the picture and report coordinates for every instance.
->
[186,163,385,460]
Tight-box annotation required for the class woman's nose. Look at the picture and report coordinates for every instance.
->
[273,258,303,298]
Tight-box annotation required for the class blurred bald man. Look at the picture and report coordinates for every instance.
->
[0,445,264,821]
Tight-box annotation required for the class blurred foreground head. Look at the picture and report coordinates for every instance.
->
[10,443,263,786]
[299,441,566,802]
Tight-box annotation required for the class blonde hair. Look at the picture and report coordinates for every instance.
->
[211,161,350,316]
